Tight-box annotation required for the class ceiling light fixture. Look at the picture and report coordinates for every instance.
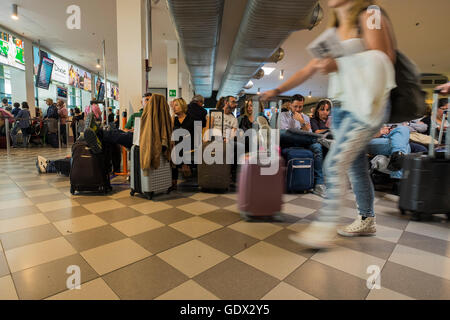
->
[11,4,19,20]
[279,70,284,80]
[96,59,101,69]
[308,91,312,98]
[244,80,254,90]
[261,67,275,75]
[257,88,261,95]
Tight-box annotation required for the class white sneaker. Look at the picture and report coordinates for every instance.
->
[36,156,48,174]
[288,221,337,249]
[313,184,326,198]
[337,216,376,237]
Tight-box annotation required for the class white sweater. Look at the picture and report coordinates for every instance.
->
[328,50,397,127]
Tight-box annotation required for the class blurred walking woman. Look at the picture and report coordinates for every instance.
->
[262,0,397,248]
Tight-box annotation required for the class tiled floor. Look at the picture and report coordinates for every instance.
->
[0,147,449,300]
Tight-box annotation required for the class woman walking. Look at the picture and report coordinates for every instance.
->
[262,0,397,248]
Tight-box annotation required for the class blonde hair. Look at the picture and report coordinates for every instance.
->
[329,0,376,29]
[173,98,188,114]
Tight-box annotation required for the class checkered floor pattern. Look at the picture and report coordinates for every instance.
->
[0,147,449,300]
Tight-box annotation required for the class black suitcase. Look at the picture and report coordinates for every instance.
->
[70,141,112,195]
[399,91,450,221]
[47,133,59,148]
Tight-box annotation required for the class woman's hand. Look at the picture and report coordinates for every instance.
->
[260,89,280,101]
[316,58,338,75]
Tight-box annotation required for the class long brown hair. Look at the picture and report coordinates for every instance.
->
[329,0,376,28]
[243,99,254,118]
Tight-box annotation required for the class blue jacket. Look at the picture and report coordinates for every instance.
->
[12,107,21,117]
[15,109,31,129]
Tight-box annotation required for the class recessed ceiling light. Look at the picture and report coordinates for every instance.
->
[11,4,19,20]
[262,67,275,75]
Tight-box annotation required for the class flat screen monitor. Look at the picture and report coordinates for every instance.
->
[57,86,68,99]
[36,56,54,90]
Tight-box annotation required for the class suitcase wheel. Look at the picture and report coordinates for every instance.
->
[70,186,75,195]
[145,192,154,200]
[130,190,135,197]
[400,209,406,216]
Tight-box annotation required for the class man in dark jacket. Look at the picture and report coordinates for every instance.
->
[187,95,207,128]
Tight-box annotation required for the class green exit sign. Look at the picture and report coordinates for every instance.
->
[169,90,177,97]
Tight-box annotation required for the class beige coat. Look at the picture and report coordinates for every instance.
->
[139,94,173,175]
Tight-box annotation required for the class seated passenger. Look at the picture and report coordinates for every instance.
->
[171,98,195,190]
[280,94,326,197]
[368,125,411,179]
[187,95,207,129]
[238,99,256,132]
[125,93,152,131]
[310,99,332,134]
[422,98,449,137]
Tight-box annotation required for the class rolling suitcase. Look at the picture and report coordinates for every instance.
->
[238,152,285,221]
[47,133,59,148]
[283,148,314,193]
[198,109,231,191]
[70,141,111,195]
[129,145,172,200]
[238,108,285,221]
[399,90,450,221]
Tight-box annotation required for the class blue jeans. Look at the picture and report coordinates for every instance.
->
[368,126,411,179]
[319,107,382,222]
[280,130,324,185]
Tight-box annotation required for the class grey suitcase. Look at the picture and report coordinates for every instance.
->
[130,145,172,200]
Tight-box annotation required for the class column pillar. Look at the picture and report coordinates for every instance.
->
[23,39,36,117]
[116,0,146,113]
[180,72,193,104]
[166,40,179,102]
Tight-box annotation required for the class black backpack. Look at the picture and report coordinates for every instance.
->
[358,8,426,123]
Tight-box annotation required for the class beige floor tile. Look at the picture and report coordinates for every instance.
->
[155,280,219,300]
[157,240,228,278]
[51,181,71,188]
[83,200,125,214]
[190,193,220,201]
[282,194,298,203]
[0,179,14,185]
[366,286,415,300]
[262,282,318,300]
[234,242,307,280]
[15,180,49,187]
[24,188,62,198]
[46,278,119,300]
[177,202,219,216]
[81,239,151,275]
[375,224,404,243]
[0,198,33,210]
[281,203,315,218]
[36,199,80,213]
[0,214,50,234]
[109,189,133,200]
[5,237,76,273]
[223,204,240,214]
[300,193,323,202]
[53,215,108,236]
[111,216,164,237]
[311,245,386,281]
[0,275,19,300]
[389,245,450,280]
[221,194,238,201]
[170,217,222,238]
[228,221,283,240]
[405,221,450,242]
[130,201,173,215]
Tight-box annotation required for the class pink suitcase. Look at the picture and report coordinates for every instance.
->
[237,152,285,222]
